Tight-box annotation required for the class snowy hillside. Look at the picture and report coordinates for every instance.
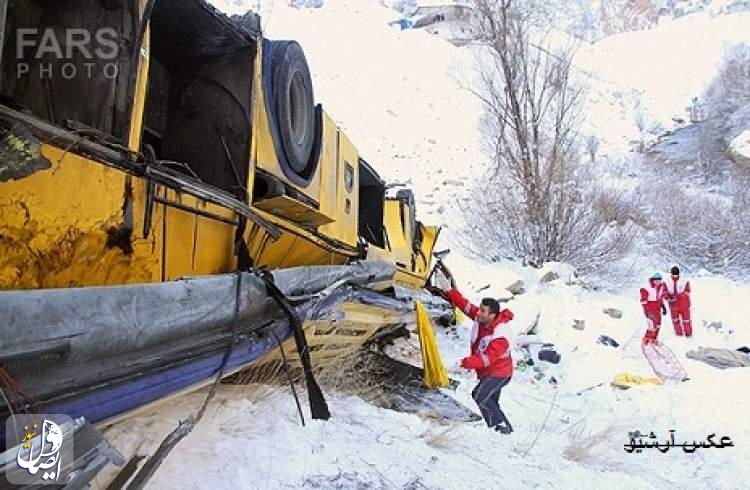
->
[214,0,486,245]
[575,9,750,156]
[93,1,750,488]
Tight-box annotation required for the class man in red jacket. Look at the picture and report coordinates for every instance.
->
[665,266,692,337]
[641,272,668,345]
[445,288,515,434]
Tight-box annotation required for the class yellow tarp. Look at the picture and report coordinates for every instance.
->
[612,373,662,389]
[415,300,449,388]
[454,306,464,324]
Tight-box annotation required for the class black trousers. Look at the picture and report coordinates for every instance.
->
[471,376,512,429]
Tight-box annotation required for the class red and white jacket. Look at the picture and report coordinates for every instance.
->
[446,289,514,379]
[640,279,667,318]
[664,277,691,309]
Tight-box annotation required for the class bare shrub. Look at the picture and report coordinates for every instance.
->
[634,101,647,152]
[419,423,460,449]
[648,185,750,277]
[585,134,600,163]
[462,1,636,274]
[512,0,657,44]
[564,421,621,462]
[703,43,750,133]
[597,0,656,38]
[592,187,646,227]
[695,121,726,183]
[466,176,639,274]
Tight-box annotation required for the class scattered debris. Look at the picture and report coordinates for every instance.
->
[572,319,585,331]
[442,179,464,186]
[597,335,620,348]
[686,347,750,369]
[516,347,535,371]
[611,373,662,390]
[576,382,605,396]
[516,359,531,371]
[344,352,480,422]
[0,122,52,182]
[538,345,561,364]
[523,312,540,335]
[603,308,623,319]
[704,321,723,331]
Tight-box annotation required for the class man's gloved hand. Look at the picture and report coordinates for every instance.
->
[661,304,667,315]
[437,261,457,290]
[434,272,452,292]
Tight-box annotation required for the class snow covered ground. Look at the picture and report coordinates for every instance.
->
[93,2,750,488]
[96,257,750,489]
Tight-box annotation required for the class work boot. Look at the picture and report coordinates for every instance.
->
[495,423,513,435]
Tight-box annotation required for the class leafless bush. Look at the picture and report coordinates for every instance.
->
[465,176,639,274]
[703,43,750,132]
[585,134,600,163]
[500,0,657,44]
[648,185,750,277]
[419,423,460,449]
[597,0,656,37]
[463,0,636,273]
[564,421,621,462]
[634,102,647,152]
[695,122,726,183]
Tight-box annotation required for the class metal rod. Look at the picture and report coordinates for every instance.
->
[273,331,306,427]
[0,0,7,89]
[154,195,239,226]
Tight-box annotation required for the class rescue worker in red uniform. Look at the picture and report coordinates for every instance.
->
[444,288,515,434]
[641,272,668,344]
[665,266,692,337]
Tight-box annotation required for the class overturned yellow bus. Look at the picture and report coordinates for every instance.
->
[0,0,449,449]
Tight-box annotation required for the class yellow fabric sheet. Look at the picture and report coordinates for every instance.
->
[415,300,449,388]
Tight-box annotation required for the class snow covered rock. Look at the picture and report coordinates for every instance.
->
[506,279,525,295]
[539,262,577,284]
[540,271,560,284]
[729,129,750,166]
[603,308,623,319]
